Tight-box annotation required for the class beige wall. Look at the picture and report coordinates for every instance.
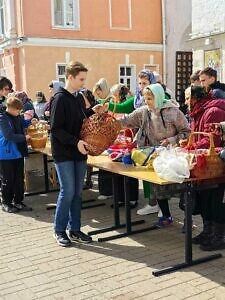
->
[16,46,162,99]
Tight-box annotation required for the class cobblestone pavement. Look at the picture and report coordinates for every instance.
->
[0,177,225,300]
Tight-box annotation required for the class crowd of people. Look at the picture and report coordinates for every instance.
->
[1,63,225,251]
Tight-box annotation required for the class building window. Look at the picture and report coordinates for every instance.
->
[0,0,5,35]
[175,51,192,101]
[52,0,80,29]
[56,64,66,83]
[119,65,136,93]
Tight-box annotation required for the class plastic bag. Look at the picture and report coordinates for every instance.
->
[153,147,190,183]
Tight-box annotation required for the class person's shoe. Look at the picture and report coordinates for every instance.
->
[181,218,195,234]
[157,209,163,218]
[155,216,173,228]
[200,223,225,251]
[83,181,93,190]
[68,230,92,244]
[192,221,213,244]
[97,195,112,200]
[54,232,72,247]
[13,202,32,211]
[2,203,19,213]
[110,201,124,208]
[130,201,138,209]
[110,201,138,209]
[137,204,160,215]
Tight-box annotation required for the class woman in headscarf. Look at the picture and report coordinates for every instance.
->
[119,83,190,226]
[185,86,225,251]
[105,69,156,114]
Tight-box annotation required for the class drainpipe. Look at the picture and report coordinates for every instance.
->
[161,0,167,85]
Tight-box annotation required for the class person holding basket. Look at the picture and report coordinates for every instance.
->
[50,61,103,247]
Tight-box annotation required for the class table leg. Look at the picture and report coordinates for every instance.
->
[88,174,145,238]
[90,175,157,241]
[152,182,222,276]
[25,154,59,197]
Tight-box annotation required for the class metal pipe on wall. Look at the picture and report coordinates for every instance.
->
[161,0,167,85]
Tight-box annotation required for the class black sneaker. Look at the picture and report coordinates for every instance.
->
[68,230,92,243]
[2,204,19,213]
[83,181,93,190]
[13,202,33,211]
[110,201,138,209]
[54,232,72,247]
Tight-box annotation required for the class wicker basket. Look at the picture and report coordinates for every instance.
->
[27,124,48,149]
[80,111,122,156]
[187,132,225,179]
[30,135,48,149]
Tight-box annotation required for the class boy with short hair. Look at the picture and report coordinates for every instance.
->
[0,96,32,213]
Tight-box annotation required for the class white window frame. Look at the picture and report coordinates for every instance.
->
[119,64,136,93]
[51,0,80,30]
[56,63,66,83]
[109,0,132,30]
[0,0,5,36]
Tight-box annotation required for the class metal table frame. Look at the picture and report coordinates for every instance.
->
[87,164,223,276]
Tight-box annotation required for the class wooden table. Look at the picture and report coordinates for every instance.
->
[34,143,223,277]
[88,155,223,277]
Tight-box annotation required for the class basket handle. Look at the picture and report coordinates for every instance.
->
[187,132,216,155]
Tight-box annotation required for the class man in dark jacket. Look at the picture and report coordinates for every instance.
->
[200,67,225,99]
[50,61,102,247]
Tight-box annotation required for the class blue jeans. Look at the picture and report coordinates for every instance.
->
[54,160,87,232]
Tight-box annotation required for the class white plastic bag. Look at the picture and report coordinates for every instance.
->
[153,147,190,183]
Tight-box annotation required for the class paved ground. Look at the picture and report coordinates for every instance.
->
[1,174,225,300]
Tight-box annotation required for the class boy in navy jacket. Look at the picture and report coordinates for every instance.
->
[0,97,32,213]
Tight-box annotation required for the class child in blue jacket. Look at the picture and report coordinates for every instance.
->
[0,96,32,213]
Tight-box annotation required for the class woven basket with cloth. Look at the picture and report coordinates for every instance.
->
[187,132,225,179]
[80,110,121,156]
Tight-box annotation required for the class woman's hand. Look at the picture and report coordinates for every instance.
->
[92,104,106,114]
[179,139,188,148]
[204,123,222,135]
[25,135,31,142]
[160,138,169,147]
[77,140,89,155]
[31,118,38,125]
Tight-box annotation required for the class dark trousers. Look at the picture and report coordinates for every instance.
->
[98,170,113,196]
[117,175,139,202]
[98,170,139,202]
[198,184,225,224]
[0,158,24,205]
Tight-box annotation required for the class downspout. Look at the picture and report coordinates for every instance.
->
[161,0,167,85]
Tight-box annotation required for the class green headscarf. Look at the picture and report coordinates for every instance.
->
[148,83,169,109]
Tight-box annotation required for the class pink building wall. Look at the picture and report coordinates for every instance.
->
[1,0,163,98]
